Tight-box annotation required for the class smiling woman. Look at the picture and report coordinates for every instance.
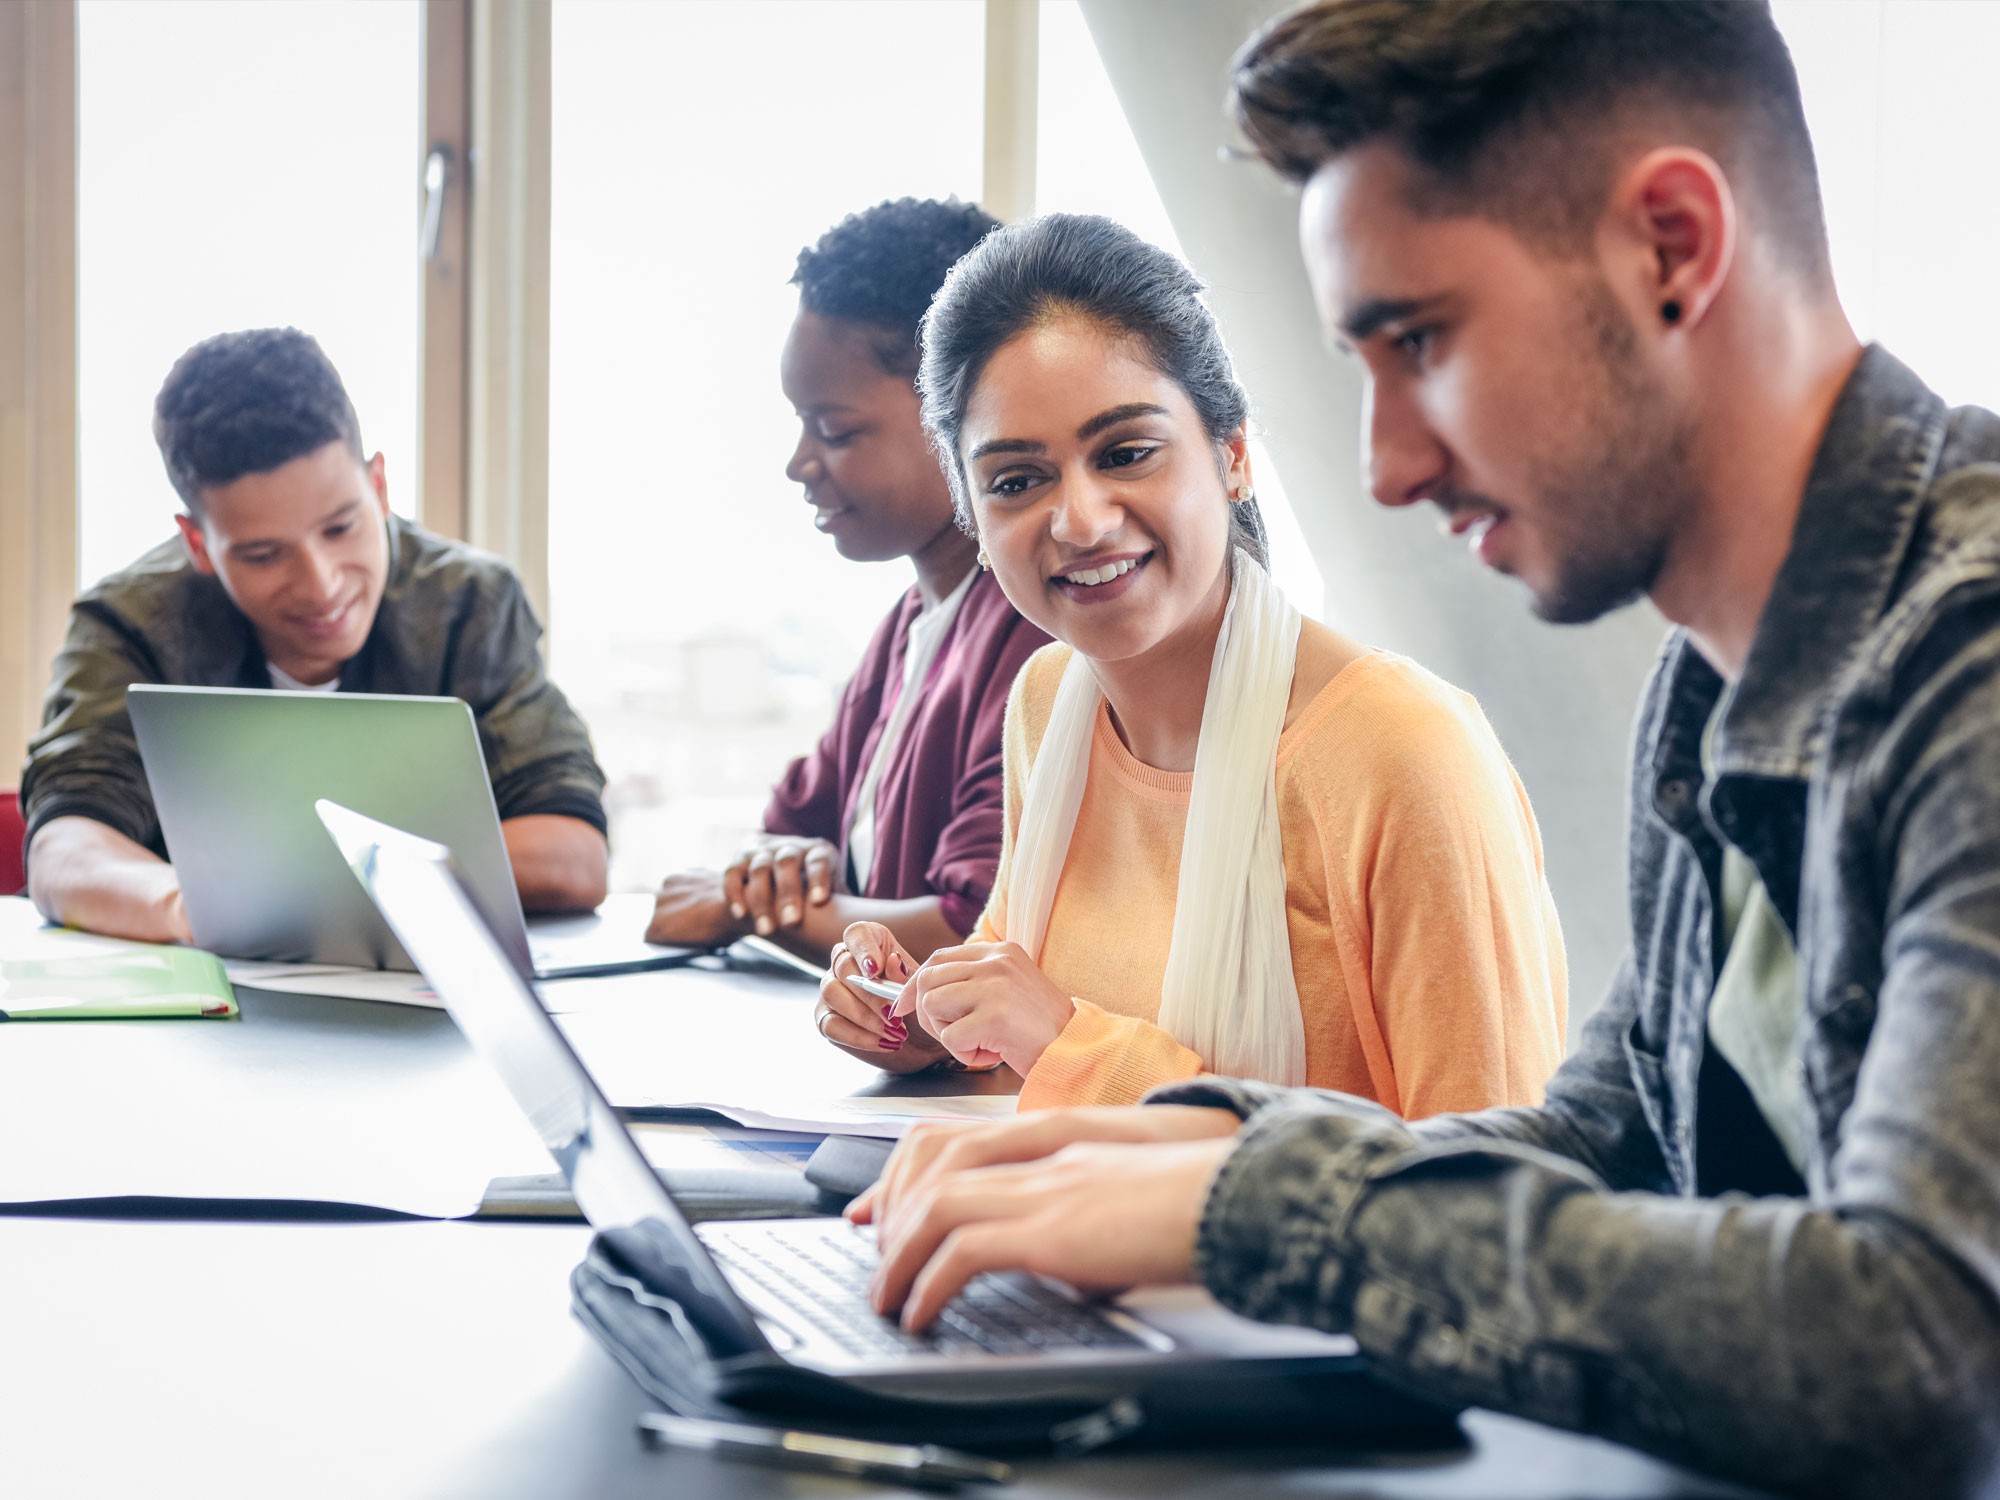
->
[823,215,1570,1117]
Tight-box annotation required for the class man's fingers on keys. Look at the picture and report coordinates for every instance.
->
[903,1220,1041,1333]
[872,1121,978,1238]
[869,1167,1031,1318]
[844,1181,881,1225]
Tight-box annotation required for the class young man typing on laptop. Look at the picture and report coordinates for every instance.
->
[850,3,2000,1494]
[21,327,609,943]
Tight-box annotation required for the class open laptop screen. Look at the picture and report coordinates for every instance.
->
[315,800,751,1321]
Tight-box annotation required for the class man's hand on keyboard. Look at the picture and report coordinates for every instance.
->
[847,1104,1241,1246]
[863,1134,1240,1333]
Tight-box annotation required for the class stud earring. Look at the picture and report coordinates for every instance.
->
[977,549,991,571]
[1661,300,1683,325]
[1233,486,1256,504]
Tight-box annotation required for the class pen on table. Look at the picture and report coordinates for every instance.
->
[638,1411,1013,1488]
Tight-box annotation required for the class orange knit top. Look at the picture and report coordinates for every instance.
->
[976,643,1568,1117]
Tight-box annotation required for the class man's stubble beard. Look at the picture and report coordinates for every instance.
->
[1525,280,1701,626]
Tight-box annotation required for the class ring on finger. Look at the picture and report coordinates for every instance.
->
[816,1007,836,1038]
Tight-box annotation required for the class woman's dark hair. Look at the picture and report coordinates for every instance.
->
[917,213,1268,567]
[154,327,364,516]
[791,197,1002,378]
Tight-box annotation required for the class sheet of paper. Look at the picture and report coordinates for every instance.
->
[678,1094,1018,1139]
[221,959,353,985]
[628,1121,823,1173]
[247,967,444,1007]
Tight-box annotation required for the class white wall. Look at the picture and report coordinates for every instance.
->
[1079,0,1668,1035]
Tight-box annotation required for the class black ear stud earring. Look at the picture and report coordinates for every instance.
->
[1661,300,1683,325]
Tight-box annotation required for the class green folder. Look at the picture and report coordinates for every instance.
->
[0,941,238,1020]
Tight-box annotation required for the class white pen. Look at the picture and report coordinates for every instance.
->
[843,971,905,1006]
[638,1411,1013,1488]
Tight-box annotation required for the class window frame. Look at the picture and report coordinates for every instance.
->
[0,0,1039,774]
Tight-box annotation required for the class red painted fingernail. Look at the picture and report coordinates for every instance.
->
[862,954,878,977]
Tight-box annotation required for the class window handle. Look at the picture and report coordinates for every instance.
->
[421,146,453,260]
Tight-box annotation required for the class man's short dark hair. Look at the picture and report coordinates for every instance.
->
[153,327,365,514]
[791,197,1003,376]
[1230,0,1829,273]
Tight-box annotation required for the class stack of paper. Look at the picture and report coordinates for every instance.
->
[677,1094,1019,1139]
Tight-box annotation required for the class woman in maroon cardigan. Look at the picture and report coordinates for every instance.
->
[647,199,1050,965]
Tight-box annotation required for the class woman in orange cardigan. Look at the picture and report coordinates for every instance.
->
[813,214,1566,1118]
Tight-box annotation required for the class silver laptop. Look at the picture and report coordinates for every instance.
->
[316,799,1367,1389]
[128,684,690,979]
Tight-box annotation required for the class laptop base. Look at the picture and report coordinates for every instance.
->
[572,1220,1465,1456]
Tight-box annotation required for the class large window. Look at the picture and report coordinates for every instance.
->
[1775,0,2000,415]
[77,0,420,589]
[547,0,985,892]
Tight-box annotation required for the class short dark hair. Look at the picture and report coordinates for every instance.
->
[1231,0,1828,272]
[153,328,365,514]
[791,197,1002,377]
[918,213,1269,568]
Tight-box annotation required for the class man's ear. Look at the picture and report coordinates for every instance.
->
[365,452,390,517]
[176,512,218,576]
[1607,146,1737,333]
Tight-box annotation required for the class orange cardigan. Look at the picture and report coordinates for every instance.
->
[976,645,1567,1117]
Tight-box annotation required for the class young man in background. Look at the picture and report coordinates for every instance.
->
[23,327,608,942]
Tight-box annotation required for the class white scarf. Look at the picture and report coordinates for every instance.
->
[1005,550,1307,1085]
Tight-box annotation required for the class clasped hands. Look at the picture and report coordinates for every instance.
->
[647,833,838,946]
[843,1106,1245,1333]
[816,921,1077,1075]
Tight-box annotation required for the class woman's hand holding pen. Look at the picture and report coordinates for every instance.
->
[819,923,950,1072]
[893,940,1077,1076]
[819,925,1080,1077]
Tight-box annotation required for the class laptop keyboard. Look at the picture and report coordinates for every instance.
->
[698,1218,1148,1360]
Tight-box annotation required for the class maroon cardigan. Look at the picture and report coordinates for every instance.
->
[763,571,1049,935]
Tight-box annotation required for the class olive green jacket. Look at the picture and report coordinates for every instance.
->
[20,514,606,872]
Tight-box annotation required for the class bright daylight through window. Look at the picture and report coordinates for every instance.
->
[546,0,986,894]
[77,0,419,590]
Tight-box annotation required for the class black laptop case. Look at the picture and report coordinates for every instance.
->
[570,1220,1464,1456]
